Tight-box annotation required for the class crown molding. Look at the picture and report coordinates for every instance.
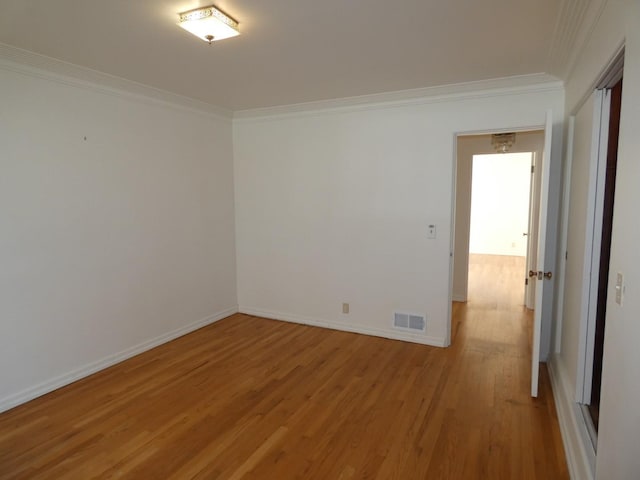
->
[0,43,233,120]
[547,0,610,80]
[233,74,563,122]
[0,42,564,123]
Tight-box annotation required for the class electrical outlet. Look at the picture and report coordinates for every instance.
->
[342,303,349,314]
[428,224,436,239]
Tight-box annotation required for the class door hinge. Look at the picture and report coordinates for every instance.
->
[525,278,529,286]
[531,165,535,173]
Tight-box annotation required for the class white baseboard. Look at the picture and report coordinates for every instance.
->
[547,355,596,480]
[0,306,238,414]
[451,294,467,302]
[239,307,446,347]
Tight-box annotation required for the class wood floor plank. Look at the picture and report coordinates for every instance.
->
[0,254,568,479]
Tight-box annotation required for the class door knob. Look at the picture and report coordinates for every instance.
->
[529,270,553,280]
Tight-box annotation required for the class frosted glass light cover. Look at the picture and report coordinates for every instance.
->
[178,6,239,42]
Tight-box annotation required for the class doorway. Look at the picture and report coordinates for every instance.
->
[467,152,532,306]
[567,70,624,444]
[452,131,545,308]
[451,130,547,395]
[586,77,622,432]
[450,116,554,397]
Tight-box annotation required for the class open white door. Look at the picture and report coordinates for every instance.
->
[531,111,553,397]
[524,152,541,310]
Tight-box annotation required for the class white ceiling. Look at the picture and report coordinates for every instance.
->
[0,0,564,111]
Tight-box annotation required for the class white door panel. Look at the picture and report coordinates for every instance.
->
[531,111,553,397]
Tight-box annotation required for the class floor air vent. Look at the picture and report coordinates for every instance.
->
[393,312,426,332]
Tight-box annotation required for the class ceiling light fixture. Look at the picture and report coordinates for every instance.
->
[491,133,516,153]
[177,5,240,44]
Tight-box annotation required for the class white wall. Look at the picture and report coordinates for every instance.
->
[592,1,640,477]
[469,153,531,257]
[0,63,237,411]
[551,0,640,478]
[234,86,563,348]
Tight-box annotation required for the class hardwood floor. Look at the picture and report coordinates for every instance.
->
[467,253,527,307]
[0,256,567,479]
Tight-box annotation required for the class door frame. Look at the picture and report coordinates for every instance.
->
[575,88,611,404]
[451,132,544,304]
[574,59,624,405]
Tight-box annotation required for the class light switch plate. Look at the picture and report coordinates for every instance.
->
[615,272,624,306]
[428,224,436,239]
